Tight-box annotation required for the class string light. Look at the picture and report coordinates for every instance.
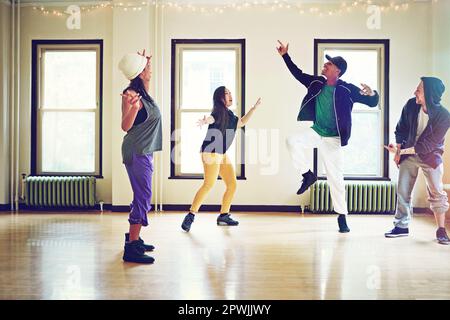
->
[29,0,424,17]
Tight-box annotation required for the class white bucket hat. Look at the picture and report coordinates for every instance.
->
[118,53,147,80]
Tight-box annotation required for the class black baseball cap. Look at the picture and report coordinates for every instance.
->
[325,54,347,77]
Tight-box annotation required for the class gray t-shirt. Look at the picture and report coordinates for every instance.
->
[121,95,162,165]
[416,107,429,142]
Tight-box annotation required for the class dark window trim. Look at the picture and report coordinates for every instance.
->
[31,39,104,177]
[313,39,390,181]
[170,39,246,179]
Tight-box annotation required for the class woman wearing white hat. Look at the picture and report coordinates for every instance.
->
[118,50,162,264]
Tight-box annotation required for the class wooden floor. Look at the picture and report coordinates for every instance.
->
[0,211,449,300]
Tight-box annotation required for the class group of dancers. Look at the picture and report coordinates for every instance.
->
[117,42,450,264]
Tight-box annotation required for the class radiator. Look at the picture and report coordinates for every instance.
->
[309,181,397,214]
[24,176,96,208]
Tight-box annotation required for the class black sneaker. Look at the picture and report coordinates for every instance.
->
[123,240,155,264]
[337,214,350,233]
[436,228,450,245]
[296,170,317,195]
[125,233,155,252]
[385,226,409,238]
[181,213,195,232]
[217,214,239,226]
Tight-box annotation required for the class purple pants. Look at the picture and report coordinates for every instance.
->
[125,153,154,227]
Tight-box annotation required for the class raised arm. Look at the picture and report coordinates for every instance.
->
[121,90,142,132]
[238,98,262,128]
[348,83,379,107]
[277,40,316,88]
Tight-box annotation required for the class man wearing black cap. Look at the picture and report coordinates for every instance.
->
[384,77,450,244]
[277,40,379,233]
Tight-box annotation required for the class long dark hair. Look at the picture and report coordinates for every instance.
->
[211,86,229,133]
[122,76,151,102]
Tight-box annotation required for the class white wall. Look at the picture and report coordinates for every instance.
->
[19,5,114,203]
[159,3,432,208]
[111,2,156,207]
[432,0,450,184]
[0,1,11,205]
[14,2,447,209]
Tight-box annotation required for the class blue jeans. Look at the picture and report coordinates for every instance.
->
[125,153,154,226]
[394,155,449,228]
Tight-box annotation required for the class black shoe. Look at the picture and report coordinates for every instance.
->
[436,228,450,245]
[123,241,155,264]
[296,170,317,195]
[181,213,195,232]
[385,226,409,238]
[337,214,350,233]
[125,233,155,252]
[217,213,239,226]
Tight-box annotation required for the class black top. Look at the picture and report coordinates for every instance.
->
[200,109,239,154]
[133,106,148,127]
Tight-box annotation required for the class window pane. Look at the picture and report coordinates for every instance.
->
[43,51,97,109]
[41,111,95,173]
[181,50,237,110]
[180,112,207,174]
[318,112,380,177]
[180,112,236,174]
[322,49,379,111]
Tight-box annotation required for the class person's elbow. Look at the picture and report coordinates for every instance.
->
[121,122,131,132]
[369,91,380,107]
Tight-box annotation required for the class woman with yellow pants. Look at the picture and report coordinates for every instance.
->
[181,86,261,232]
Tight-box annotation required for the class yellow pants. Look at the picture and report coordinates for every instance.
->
[190,152,237,214]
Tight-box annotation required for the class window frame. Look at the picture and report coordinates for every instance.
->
[313,39,390,181]
[170,39,246,180]
[31,39,103,177]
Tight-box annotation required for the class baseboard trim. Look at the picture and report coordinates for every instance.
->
[413,207,433,214]
[0,203,434,215]
[111,205,435,215]
[110,204,302,213]
[0,204,11,211]
[16,203,99,211]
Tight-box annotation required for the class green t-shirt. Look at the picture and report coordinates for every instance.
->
[311,85,339,137]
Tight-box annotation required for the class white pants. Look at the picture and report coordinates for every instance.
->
[286,127,348,215]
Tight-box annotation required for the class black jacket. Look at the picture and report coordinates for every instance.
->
[395,98,450,169]
[282,53,380,146]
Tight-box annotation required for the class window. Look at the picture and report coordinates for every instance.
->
[31,40,103,176]
[170,39,245,179]
[314,39,389,180]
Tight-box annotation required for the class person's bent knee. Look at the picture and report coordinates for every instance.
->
[200,181,215,192]
[226,181,237,194]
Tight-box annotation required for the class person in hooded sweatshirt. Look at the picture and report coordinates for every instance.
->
[384,77,450,245]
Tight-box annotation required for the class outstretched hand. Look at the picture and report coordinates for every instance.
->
[196,115,208,129]
[253,97,262,109]
[384,144,401,168]
[276,40,289,56]
[360,83,375,96]
[383,144,397,154]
